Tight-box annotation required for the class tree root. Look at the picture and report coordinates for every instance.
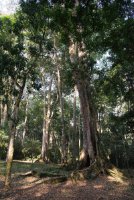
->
[70,160,103,182]
[19,170,68,183]
[19,170,38,177]
[19,160,117,184]
[18,159,127,185]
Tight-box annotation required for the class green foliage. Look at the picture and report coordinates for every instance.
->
[0,130,8,159]
[93,47,134,168]
[47,146,61,164]
[27,95,44,140]
[0,160,70,177]
[14,138,24,160]
[22,138,41,160]
[0,0,134,169]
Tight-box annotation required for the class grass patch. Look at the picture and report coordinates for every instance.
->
[0,160,70,177]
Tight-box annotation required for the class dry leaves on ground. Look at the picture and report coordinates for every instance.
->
[0,175,134,200]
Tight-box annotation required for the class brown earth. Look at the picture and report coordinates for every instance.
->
[0,175,134,200]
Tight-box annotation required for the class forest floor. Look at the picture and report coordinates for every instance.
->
[0,161,134,200]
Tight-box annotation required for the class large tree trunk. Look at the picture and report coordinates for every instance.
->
[5,79,26,187]
[69,0,98,167]
[76,78,96,167]
[87,86,99,157]
[69,39,98,167]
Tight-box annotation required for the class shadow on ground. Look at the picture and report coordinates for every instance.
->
[0,175,134,200]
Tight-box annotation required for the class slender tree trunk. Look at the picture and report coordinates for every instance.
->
[0,102,8,127]
[41,75,53,162]
[68,113,72,160]
[0,100,3,127]
[5,119,16,187]
[22,97,29,145]
[57,66,67,163]
[72,85,77,162]
[78,113,83,159]
[5,79,26,187]
[41,74,46,161]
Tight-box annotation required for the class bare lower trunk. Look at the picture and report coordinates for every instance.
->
[5,102,20,187]
[5,79,26,187]
[72,85,78,161]
[76,79,96,167]
[5,121,15,187]
[87,86,99,157]
[41,78,46,161]
[41,76,53,162]
[78,114,83,159]
[22,97,29,145]
[41,115,51,162]
[0,102,7,127]
[57,66,67,163]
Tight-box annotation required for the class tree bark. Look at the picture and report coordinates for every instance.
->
[0,101,8,127]
[57,65,67,163]
[87,86,98,157]
[78,113,83,159]
[22,96,29,145]
[41,73,46,161]
[69,36,97,167]
[5,120,16,187]
[72,85,78,161]
[41,75,53,162]
[76,78,96,167]
[5,79,26,187]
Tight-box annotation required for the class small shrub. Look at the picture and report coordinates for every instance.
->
[47,146,61,163]
[22,138,41,161]
[14,138,24,160]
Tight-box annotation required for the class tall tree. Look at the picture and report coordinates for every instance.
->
[41,73,53,161]
[0,15,37,186]
[20,0,134,166]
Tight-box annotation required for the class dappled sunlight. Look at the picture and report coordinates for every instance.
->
[107,166,128,184]
[61,188,76,198]
[0,173,134,200]
[35,193,42,198]
[93,184,103,189]
[107,175,129,185]
[34,186,49,198]
[64,179,88,187]
[21,177,39,184]
[65,180,88,187]
[76,181,88,187]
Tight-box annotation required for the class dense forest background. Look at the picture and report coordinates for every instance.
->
[0,0,134,187]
